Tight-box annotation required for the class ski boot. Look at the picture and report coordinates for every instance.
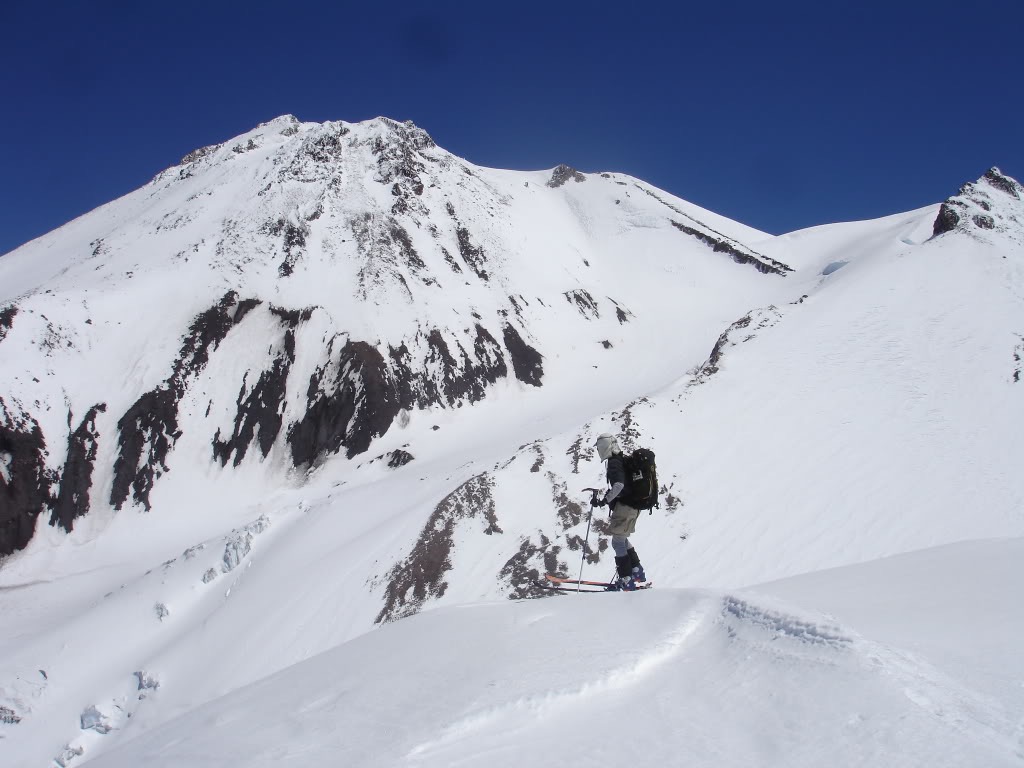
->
[627,548,646,583]
[612,555,637,591]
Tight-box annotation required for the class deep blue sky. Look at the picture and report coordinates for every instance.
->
[3,0,1022,255]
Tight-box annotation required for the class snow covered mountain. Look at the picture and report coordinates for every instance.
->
[1,116,1023,766]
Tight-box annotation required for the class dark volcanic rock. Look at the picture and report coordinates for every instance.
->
[635,184,790,275]
[499,535,565,599]
[264,218,308,277]
[387,449,415,468]
[983,168,1021,199]
[51,404,107,533]
[1014,336,1022,384]
[0,305,16,343]
[213,307,311,467]
[455,225,489,281]
[933,168,1024,237]
[445,202,490,281]
[352,214,435,296]
[502,324,544,387]
[547,164,586,188]
[670,220,791,276]
[693,307,781,383]
[564,289,599,318]
[0,399,54,557]
[933,202,961,236]
[289,339,402,466]
[389,326,508,411]
[371,119,433,204]
[377,473,500,622]
[112,292,257,511]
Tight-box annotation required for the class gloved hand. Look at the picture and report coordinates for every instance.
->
[592,496,606,507]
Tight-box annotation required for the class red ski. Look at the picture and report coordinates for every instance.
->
[543,574,653,590]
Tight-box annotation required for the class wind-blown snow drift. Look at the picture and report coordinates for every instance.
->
[87,538,1024,768]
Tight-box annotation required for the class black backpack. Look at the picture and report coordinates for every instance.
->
[623,448,659,510]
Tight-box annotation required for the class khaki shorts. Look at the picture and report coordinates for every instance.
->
[609,502,640,536]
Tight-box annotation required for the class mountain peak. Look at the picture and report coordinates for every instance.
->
[932,167,1023,237]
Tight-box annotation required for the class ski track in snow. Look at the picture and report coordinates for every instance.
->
[721,594,1023,761]
[406,597,717,760]
[855,637,1024,761]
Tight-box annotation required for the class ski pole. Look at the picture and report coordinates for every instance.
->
[578,488,600,593]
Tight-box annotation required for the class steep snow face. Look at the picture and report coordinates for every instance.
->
[0,115,789,561]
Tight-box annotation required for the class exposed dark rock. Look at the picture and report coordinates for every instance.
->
[1013,336,1022,383]
[112,292,256,511]
[614,305,630,324]
[441,245,462,273]
[564,289,600,318]
[0,705,21,724]
[352,214,434,296]
[232,138,259,154]
[0,398,54,557]
[984,167,1021,199]
[693,307,782,384]
[290,339,402,466]
[498,535,565,599]
[443,202,490,280]
[635,184,789,274]
[933,169,1024,237]
[388,325,508,413]
[387,449,415,468]
[470,325,509,394]
[0,305,16,343]
[530,445,545,473]
[213,307,312,467]
[377,473,499,622]
[50,404,106,533]
[303,128,348,164]
[502,324,544,387]
[112,388,180,511]
[662,487,683,513]
[233,298,261,325]
[705,316,751,377]
[550,474,585,531]
[388,222,427,272]
[933,202,962,236]
[263,218,308,277]
[282,124,349,181]
[455,225,489,281]
[371,120,432,200]
[213,361,289,467]
[670,220,791,275]
[565,532,608,563]
[179,143,222,166]
[566,434,591,475]
[547,164,586,188]
[611,401,643,451]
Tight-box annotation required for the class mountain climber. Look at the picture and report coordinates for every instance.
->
[592,433,647,590]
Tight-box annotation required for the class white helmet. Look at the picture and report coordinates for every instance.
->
[594,433,620,461]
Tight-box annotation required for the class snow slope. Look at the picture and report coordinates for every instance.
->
[85,538,1024,768]
[1,116,1023,766]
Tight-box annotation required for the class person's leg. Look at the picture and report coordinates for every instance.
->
[609,505,639,589]
[611,534,633,584]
